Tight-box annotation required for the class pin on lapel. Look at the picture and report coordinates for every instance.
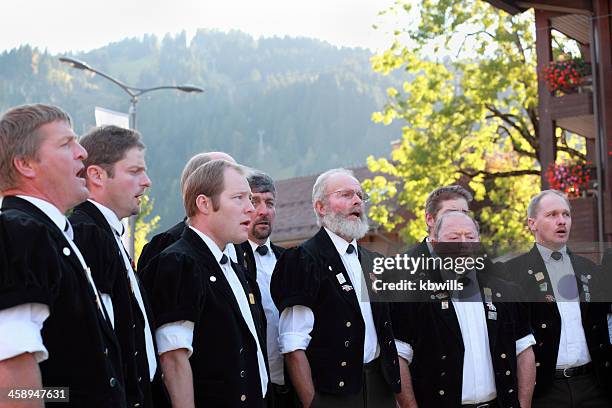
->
[487,311,497,320]
[441,301,449,310]
[486,302,496,311]
[336,273,346,285]
[539,282,548,292]
[249,293,256,304]
[545,294,555,303]
[584,293,591,302]
[63,247,71,256]
[210,275,217,282]
[527,269,533,275]
[535,272,545,282]
[341,284,354,292]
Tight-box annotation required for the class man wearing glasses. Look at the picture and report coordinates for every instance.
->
[271,168,400,407]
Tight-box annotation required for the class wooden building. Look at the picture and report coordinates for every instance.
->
[487,0,612,243]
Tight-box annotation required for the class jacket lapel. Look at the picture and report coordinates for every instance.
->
[310,228,361,315]
[183,229,251,332]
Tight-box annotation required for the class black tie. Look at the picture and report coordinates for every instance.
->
[256,245,269,256]
[220,254,229,265]
[551,251,562,261]
[346,244,355,254]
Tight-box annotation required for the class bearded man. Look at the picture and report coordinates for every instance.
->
[270,168,401,408]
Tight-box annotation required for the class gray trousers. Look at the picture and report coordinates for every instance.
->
[532,373,611,408]
[310,359,396,408]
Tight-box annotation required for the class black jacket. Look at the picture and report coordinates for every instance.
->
[504,245,612,397]
[137,219,186,273]
[141,227,269,407]
[391,255,530,408]
[70,200,162,408]
[237,240,285,283]
[0,196,126,407]
[271,227,401,396]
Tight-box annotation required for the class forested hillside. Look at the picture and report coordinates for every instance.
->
[0,30,402,230]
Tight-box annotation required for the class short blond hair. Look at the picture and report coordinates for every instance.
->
[0,104,72,190]
[183,159,246,217]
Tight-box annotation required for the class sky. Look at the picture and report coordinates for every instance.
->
[1,0,403,54]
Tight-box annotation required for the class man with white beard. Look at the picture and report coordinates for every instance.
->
[271,168,400,408]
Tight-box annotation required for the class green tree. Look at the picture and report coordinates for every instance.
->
[133,194,160,263]
[365,0,586,252]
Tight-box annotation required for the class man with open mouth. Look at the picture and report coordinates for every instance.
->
[271,168,400,408]
[504,190,612,407]
[69,125,159,408]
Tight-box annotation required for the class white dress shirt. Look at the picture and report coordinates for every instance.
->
[536,244,591,368]
[89,200,157,380]
[0,195,112,362]
[278,228,380,363]
[156,227,268,397]
[249,239,284,385]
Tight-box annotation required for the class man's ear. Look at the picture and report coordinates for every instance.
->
[86,165,106,188]
[12,156,36,180]
[314,200,326,218]
[196,194,211,215]
[425,212,435,230]
[527,217,536,233]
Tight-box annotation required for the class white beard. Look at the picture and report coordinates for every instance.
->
[323,210,369,241]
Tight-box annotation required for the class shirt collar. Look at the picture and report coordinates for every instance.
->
[536,243,568,263]
[248,238,271,255]
[17,195,67,232]
[324,227,358,256]
[88,199,124,236]
[189,226,230,265]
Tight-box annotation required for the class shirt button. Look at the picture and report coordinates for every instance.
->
[341,361,347,367]
[439,390,445,396]
[541,323,547,329]
[501,353,507,359]
[134,351,138,356]
[138,376,142,383]
[240,370,246,378]
[109,377,117,388]
[344,341,350,348]
[240,395,246,402]
[441,355,446,360]
[508,389,514,393]
[346,321,351,328]
[339,381,345,387]
[104,348,108,356]
[440,372,446,376]
[506,370,511,376]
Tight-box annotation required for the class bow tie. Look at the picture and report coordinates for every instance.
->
[220,254,229,265]
[256,245,269,256]
[551,251,562,261]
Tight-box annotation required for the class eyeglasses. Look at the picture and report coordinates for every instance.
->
[327,189,369,202]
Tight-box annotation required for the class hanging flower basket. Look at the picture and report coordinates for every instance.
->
[546,161,593,198]
[542,57,591,95]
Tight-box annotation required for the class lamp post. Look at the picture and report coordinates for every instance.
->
[59,56,204,258]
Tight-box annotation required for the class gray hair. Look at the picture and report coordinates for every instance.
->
[527,190,571,219]
[312,168,357,227]
[247,171,275,196]
[433,211,480,240]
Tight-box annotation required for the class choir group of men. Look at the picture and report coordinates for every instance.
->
[0,103,610,408]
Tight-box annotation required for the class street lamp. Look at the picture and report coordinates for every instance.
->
[59,56,204,258]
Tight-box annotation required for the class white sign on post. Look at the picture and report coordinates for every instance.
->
[94,106,129,128]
